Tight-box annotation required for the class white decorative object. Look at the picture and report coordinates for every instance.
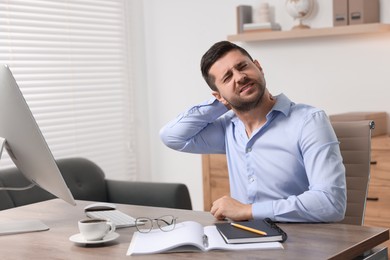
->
[257,3,271,23]
[246,3,281,33]
[285,0,315,30]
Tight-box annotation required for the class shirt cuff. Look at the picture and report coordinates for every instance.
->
[186,98,228,121]
[252,201,274,220]
[199,97,225,109]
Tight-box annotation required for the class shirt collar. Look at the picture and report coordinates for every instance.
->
[230,93,292,125]
[270,93,292,117]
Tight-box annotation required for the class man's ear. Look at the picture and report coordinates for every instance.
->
[253,60,263,72]
[212,91,229,106]
[212,90,222,100]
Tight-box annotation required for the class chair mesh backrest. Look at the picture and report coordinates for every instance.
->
[332,120,373,225]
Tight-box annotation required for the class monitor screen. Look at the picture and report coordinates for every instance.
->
[0,65,76,208]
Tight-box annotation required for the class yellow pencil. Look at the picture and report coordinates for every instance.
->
[231,222,267,236]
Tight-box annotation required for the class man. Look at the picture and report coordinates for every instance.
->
[160,41,346,222]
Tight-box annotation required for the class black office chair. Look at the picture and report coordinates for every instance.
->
[0,157,192,211]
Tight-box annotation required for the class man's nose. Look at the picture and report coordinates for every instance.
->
[234,70,247,84]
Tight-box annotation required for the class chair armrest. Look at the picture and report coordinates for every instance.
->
[106,180,192,210]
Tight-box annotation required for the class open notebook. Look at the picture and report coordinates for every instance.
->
[127,221,283,255]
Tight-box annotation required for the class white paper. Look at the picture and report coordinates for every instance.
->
[127,222,205,255]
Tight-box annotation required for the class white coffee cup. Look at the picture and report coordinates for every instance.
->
[78,218,116,241]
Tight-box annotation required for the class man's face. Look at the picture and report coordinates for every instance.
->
[209,50,266,112]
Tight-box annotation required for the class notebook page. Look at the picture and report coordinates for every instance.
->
[127,221,205,255]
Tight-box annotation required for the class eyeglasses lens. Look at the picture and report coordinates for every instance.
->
[135,218,152,233]
[157,215,176,232]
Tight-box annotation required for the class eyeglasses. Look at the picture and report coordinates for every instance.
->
[135,215,177,233]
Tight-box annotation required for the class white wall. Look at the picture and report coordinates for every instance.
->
[133,0,390,211]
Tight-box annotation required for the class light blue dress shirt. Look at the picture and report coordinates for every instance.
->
[160,94,346,222]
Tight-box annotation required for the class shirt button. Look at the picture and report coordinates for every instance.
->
[249,177,255,183]
[246,147,252,153]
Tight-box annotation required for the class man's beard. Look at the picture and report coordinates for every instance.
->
[224,80,266,112]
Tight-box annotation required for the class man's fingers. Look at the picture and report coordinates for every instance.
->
[212,207,225,220]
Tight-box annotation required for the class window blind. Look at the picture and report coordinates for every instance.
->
[0,0,136,180]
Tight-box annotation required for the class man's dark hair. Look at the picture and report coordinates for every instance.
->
[200,41,253,91]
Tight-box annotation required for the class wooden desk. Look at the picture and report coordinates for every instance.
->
[0,199,388,259]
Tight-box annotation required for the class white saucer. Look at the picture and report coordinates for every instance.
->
[69,232,120,244]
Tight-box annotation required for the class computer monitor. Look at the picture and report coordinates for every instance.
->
[0,64,76,234]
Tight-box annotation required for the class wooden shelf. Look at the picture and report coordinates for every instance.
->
[227,23,390,42]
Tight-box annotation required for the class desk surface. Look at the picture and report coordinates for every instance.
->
[0,199,388,259]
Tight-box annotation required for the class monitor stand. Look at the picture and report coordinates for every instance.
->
[0,220,49,235]
[0,137,5,159]
[0,137,50,235]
